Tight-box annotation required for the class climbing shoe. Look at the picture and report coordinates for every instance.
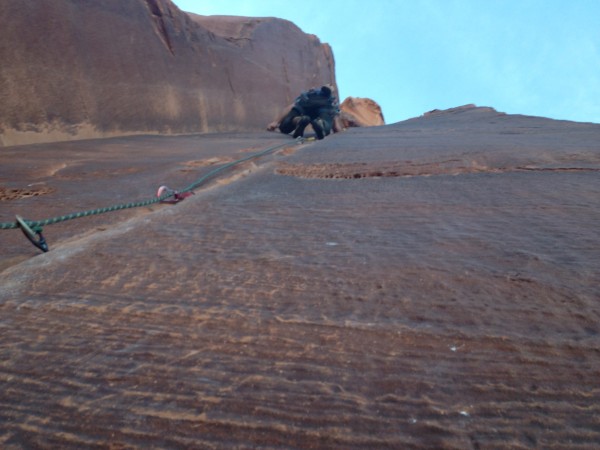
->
[311,118,325,140]
[293,116,310,138]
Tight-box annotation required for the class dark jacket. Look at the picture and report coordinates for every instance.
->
[293,87,340,123]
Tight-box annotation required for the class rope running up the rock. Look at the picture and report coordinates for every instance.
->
[0,140,293,231]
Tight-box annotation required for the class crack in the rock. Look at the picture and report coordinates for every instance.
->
[145,0,175,55]
[276,162,599,180]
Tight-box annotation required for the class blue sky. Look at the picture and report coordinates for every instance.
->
[174,0,600,124]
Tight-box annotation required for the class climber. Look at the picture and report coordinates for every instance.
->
[267,85,342,139]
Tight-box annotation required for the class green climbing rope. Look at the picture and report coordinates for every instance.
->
[0,140,293,231]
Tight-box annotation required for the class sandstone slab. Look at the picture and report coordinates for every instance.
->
[1,107,599,448]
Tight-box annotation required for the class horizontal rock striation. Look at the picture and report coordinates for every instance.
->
[1,107,599,447]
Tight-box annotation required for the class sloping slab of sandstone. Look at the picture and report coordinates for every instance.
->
[1,107,599,448]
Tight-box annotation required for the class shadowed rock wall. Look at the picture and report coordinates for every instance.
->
[0,0,337,146]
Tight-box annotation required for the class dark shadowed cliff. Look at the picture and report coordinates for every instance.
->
[0,0,336,146]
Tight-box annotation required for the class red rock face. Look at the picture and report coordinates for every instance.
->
[0,0,336,146]
[340,96,385,127]
[1,107,599,448]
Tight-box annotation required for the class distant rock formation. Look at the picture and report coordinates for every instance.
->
[340,97,385,128]
[0,0,336,146]
[422,104,499,118]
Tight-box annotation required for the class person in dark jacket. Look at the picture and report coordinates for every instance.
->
[268,85,342,139]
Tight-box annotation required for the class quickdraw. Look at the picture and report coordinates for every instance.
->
[3,139,301,254]
[156,185,195,204]
[15,215,49,253]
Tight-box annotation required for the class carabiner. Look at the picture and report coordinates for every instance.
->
[156,185,194,204]
[16,215,49,253]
